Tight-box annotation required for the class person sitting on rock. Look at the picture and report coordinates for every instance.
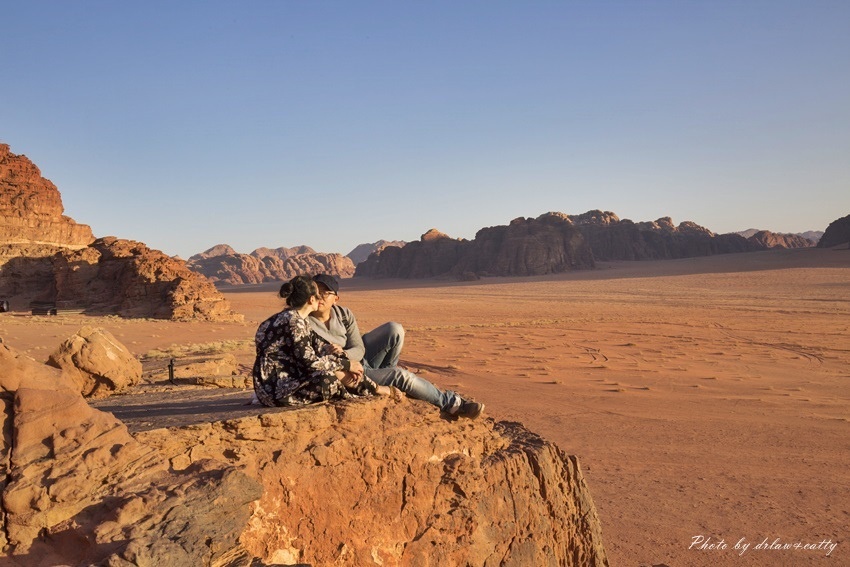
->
[308,274,484,419]
[252,274,394,406]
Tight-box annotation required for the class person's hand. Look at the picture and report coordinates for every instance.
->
[348,359,364,378]
[341,370,362,389]
[375,385,405,402]
[329,344,344,355]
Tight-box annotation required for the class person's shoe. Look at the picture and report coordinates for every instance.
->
[455,400,484,419]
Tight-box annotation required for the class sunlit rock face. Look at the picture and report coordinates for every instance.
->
[0,341,261,566]
[0,143,95,249]
[138,397,610,566]
[188,244,356,285]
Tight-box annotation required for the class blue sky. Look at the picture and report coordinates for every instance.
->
[2,1,848,258]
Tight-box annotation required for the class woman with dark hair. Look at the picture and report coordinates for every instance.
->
[252,274,389,406]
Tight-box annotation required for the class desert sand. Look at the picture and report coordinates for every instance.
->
[2,247,848,566]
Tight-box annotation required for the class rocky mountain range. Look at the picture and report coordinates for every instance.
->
[736,228,821,247]
[187,244,355,285]
[356,210,828,279]
[356,212,595,279]
[0,143,239,320]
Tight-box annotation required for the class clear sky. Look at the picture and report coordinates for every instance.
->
[2,1,848,259]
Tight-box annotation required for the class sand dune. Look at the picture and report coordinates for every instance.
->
[2,247,847,565]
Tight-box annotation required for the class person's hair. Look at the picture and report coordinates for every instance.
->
[279,275,318,308]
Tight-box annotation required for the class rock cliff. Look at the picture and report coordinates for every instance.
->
[356,213,594,278]
[817,214,850,248]
[0,341,261,566]
[137,398,608,566]
[1,340,609,566]
[0,144,94,249]
[569,211,760,260]
[188,246,355,285]
[0,237,241,321]
[357,211,819,279]
[0,143,239,321]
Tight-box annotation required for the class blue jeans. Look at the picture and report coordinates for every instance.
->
[362,322,462,413]
[362,321,405,369]
[365,365,462,414]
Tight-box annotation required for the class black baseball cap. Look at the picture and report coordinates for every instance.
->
[313,274,339,294]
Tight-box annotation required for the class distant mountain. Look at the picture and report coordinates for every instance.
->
[355,213,594,279]
[817,214,850,248]
[188,244,238,261]
[189,244,315,263]
[567,211,757,261]
[249,245,315,261]
[356,210,829,280]
[799,230,825,243]
[745,231,816,249]
[187,245,354,285]
[346,240,406,266]
[735,229,819,247]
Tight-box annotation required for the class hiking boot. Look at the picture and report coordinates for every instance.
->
[455,400,484,419]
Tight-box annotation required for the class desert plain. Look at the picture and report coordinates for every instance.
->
[1,247,848,566]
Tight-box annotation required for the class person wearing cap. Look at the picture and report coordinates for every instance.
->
[309,274,484,419]
[252,275,395,407]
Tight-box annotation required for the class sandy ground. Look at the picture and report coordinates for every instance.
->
[2,247,848,566]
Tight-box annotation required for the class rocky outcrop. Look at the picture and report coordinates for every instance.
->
[36,237,242,321]
[356,213,594,278]
[0,341,262,566]
[738,228,823,243]
[0,144,238,321]
[188,243,238,261]
[347,240,406,266]
[2,336,609,566]
[0,237,241,321]
[188,244,315,264]
[0,144,94,249]
[569,211,759,261]
[817,214,850,248]
[188,247,355,285]
[249,245,314,261]
[136,397,608,566]
[46,326,142,398]
[746,230,816,249]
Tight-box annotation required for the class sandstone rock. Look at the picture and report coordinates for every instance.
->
[346,239,406,266]
[817,214,850,248]
[188,248,356,285]
[570,211,759,261]
[50,237,242,321]
[46,326,142,398]
[249,245,314,261]
[3,335,609,565]
[0,144,94,249]
[746,230,816,249]
[0,146,239,321]
[135,397,609,566]
[356,214,595,278]
[188,243,239,261]
[0,341,262,566]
